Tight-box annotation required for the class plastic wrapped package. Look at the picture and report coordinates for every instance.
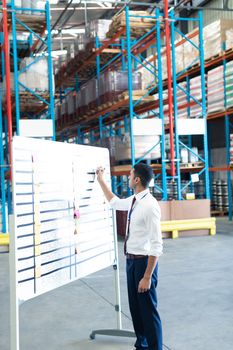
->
[87,79,98,111]
[67,93,76,116]
[138,55,157,90]
[31,0,46,12]
[75,34,92,52]
[226,29,233,50]
[80,84,88,116]
[225,61,233,108]
[55,103,61,121]
[22,0,31,14]
[230,134,233,164]
[115,133,161,161]
[189,75,205,118]
[19,56,49,91]
[207,66,224,114]
[203,19,233,60]
[183,30,199,70]
[99,71,115,104]
[114,70,142,98]
[177,82,188,118]
[89,20,112,40]
[76,91,82,118]
[175,40,185,74]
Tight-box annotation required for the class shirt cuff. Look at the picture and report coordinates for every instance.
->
[109,196,118,207]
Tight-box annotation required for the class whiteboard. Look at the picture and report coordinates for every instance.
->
[12,136,115,302]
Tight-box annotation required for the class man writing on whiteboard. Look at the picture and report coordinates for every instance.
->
[96,162,163,350]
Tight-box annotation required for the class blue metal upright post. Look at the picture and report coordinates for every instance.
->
[46,0,56,140]
[0,73,7,233]
[11,0,21,134]
[170,10,182,199]
[156,8,167,200]
[223,53,232,220]
[125,6,136,166]
[199,10,210,199]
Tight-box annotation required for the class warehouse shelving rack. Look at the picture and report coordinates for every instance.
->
[54,3,232,219]
[55,6,169,200]
[0,0,55,233]
[55,4,211,203]
[169,10,210,201]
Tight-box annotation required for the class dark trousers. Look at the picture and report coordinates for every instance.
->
[126,257,163,350]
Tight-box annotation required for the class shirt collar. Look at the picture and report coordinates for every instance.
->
[134,188,149,201]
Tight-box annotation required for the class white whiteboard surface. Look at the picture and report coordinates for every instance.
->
[12,136,115,302]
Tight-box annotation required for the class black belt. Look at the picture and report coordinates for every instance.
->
[126,254,147,259]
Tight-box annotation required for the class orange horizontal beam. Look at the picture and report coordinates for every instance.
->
[209,166,233,172]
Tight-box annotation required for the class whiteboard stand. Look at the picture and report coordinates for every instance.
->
[9,215,20,350]
[90,211,135,340]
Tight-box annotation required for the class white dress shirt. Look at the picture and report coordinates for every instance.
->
[110,189,163,257]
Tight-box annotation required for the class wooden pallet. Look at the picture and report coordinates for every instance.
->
[205,52,225,63]
[180,162,203,168]
[7,13,46,33]
[117,90,155,102]
[211,210,228,217]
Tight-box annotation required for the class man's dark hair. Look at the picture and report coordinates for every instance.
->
[133,163,153,188]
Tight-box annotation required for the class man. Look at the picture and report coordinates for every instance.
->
[96,162,163,350]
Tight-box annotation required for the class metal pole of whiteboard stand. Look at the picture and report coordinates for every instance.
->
[9,214,20,350]
[90,210,135,340]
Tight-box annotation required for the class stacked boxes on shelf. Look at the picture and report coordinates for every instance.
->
[114,132,161,162]
[183,29,199,69]
[189,75,205,118]
[230,134,233,164]
[177,82,188,119]
[139,55,157,90]
[57,70,142,124]
[159,19,233,80]
[225,28,233,50]
[89,20,112,40]
[203,19,233,60]
[207,66,225,114]
[225,61,233,109]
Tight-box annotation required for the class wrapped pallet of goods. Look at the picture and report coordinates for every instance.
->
[177,81,188,119]
[230,134,233,164]
[190,75,206,118]
[183,29,199,70]
[207,66,225,114]
[67,92,76,119]
[225,29,233,50]
[115,132,161,161]
[107,10,156,38]
[203,19,233,60]
[225,61,233,109]
[139,55,157,90]
[175,41,185,74]
[89,20,112,40]
[87,78,98,111]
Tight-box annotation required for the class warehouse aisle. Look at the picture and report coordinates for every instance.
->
[0,218,232,350]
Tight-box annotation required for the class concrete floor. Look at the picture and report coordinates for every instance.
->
[0,217,233,350]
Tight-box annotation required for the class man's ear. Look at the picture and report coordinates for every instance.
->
[135,176,140,184]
